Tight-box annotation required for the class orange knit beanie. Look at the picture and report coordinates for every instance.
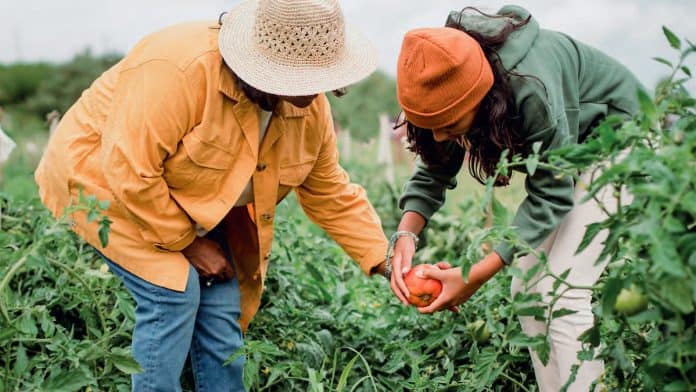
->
[397,27,494,130]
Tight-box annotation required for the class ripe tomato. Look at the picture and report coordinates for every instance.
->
[404,264,443,307]
[614,285,648,316]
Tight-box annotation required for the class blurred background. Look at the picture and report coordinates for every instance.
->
[0,0,694,200]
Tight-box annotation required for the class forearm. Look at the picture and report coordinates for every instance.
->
[398,211,427,235]
[470,252,505,284]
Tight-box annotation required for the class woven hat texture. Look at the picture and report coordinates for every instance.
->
[219,0,377,96]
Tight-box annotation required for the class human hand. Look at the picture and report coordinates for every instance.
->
[390,235,417,305]
[415,254,505,314]
[182,237,235,282]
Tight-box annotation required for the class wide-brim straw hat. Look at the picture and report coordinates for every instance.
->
[219,0,378,96]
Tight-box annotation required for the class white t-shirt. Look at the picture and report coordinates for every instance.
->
[234,109,272,206]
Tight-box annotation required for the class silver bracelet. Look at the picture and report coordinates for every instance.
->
[384,231,419,280]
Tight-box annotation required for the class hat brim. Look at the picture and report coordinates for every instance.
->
[219,0,378,96]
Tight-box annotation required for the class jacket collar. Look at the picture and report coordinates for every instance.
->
[218,60,310,119]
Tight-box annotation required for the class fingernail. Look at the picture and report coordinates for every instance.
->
[402,267,409,274]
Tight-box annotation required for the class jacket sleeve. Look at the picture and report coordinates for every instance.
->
[100,60,198,251]
[294,98,388,275]
[398,142,465,221]
[494,113,575,264]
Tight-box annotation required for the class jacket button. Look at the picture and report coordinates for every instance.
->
[256,162,267,171]
[260,213,272,222]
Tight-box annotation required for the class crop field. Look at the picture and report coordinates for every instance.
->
[0,30,694,391]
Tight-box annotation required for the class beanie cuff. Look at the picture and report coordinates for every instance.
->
[400,58,494,129]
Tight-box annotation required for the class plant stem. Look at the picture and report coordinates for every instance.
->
[46,256,109,339]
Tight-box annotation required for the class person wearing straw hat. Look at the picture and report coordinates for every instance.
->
[386,5,643,392]
[35,0,389,389]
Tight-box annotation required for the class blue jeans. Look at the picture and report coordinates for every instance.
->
[102,255,245,391]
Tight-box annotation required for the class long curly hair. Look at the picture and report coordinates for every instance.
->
[402,7,535,186]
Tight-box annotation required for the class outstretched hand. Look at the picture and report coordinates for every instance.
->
[415,253,505,314]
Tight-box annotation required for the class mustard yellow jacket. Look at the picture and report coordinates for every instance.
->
[35,21,388,331]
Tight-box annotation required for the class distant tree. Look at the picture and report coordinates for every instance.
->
[0,63,53,107]
[328,70,400,141]
[23,50,122,117]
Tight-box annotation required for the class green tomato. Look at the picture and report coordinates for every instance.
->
[466,320,491,343]
[614,285,648,316]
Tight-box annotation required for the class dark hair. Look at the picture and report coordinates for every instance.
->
[231,69,349,111]
[402,7,533,186]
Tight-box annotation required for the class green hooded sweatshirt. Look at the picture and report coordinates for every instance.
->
[398,5,644,264]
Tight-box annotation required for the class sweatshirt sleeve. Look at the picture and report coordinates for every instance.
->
[399,142,465,221]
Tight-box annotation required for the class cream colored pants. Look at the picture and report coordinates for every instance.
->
[510,168,621,392]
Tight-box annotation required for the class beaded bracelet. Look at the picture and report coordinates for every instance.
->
[384,231,419,279]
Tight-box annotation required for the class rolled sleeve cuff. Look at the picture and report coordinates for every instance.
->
[358,242,389,276]
[152,228,197,252]
[400,197,438,222]
[493,242,516,266]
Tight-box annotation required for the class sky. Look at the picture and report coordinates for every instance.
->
[1,1,695,91]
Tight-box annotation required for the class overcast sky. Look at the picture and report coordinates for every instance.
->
[1,1,694,90]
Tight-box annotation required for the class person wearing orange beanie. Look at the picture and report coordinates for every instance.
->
[384,5,644,392]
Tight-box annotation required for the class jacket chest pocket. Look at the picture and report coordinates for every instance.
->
[277,160,314,201]
[164,132,237,192]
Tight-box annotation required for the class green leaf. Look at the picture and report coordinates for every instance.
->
[17,314,38,337]
[664,380,689,392]
[552,268,571,292]
[13,344,28,376]
[637,89,658,123]
[551,308,577,319]
[576,222,604,255]
[336,351,359,392]
[41,368,93,392]
[662,279,694,314]
[662,26,681,50]
[98,216,112,248]
[110,353,143,375]
[578,325,600,347]
[87,209,99,223]
[649,237,686,278]
[681,65,692,77]
[491,195,509,226]
[601,277,623,315]
[98,200,111,210]
[532,141,542,154]
[525,156,539,176]
[516,305,546,319]
[652,57,673,68]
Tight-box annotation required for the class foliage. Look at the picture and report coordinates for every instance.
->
[233,198,538,391]
[477,28,696,391]
[0,63,53,107]
[23,51,121,118]
[0,51,120,119]
[548,30,696,391]
[0,193,135,391]
[329,71,401,142]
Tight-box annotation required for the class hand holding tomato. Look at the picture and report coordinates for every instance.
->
[404,264,443,307]
[415,253,505,314]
